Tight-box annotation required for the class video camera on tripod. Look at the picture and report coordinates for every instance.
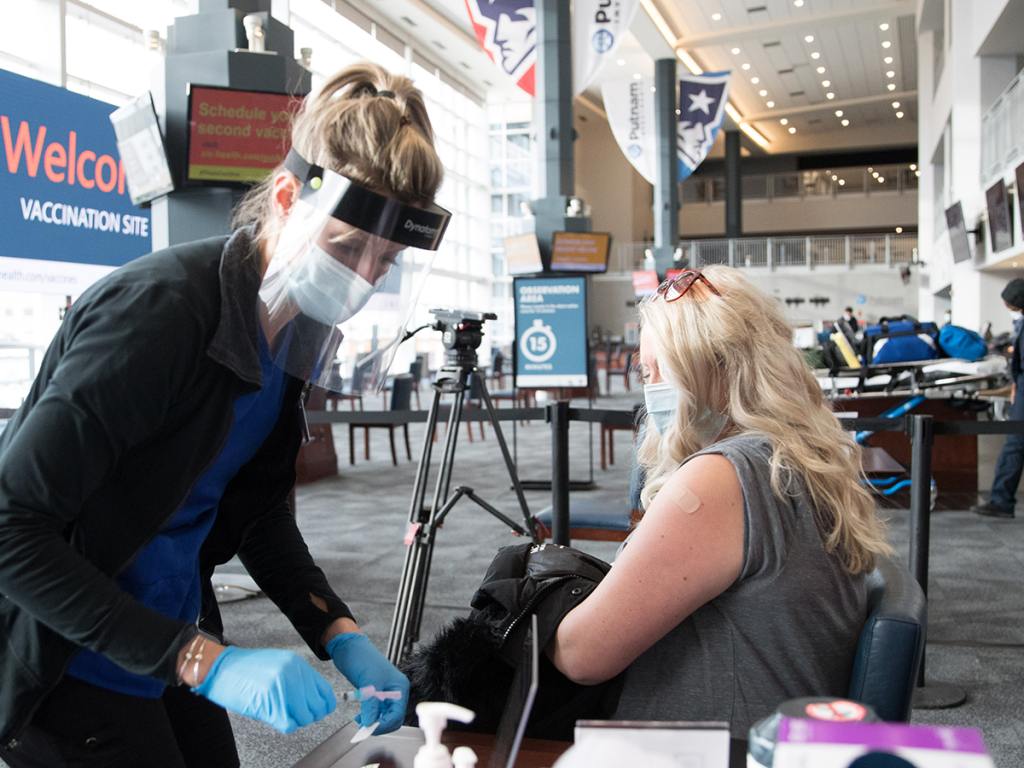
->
[387,308,539,665]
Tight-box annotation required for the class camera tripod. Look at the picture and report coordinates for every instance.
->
[386,315,540,666]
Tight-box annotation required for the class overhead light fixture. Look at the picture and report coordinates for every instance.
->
[788,126,797,134]
[633,72,642,79]
[868,167,874,172]
[675,108,681,115]
[835,109,844,117]
[822,79,831,87]
[882,40,892,48]
[810,51,821,60]
[759,89,768,97]
[892,101,901,108]
[841,119,850,126]
[884,56,894,64]
[650,85,657,92]
[616,58,626,66]
[896,111,904,118]
[909,163,917,170]
[804,35,815,43]
[895,226,903,233]
[712,12,722,21]
[780,117,789,125]
[831,174,838,180]
[794,0,804,6]
[751,76,760,84]
[731,47,741,54]
[766,100,775,107]
[914,170,920,177]
[838,179,846,185]
[878,176,885,183]
[826,92,835,99]
[742,62,751,70]
[887,83,896,91]
[816,66,826,74]
[872,171,879,177]
[886,70,896,78]
[880,22,890,31]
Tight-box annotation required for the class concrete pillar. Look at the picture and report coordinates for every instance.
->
[724,129,742,238]
[652,57,679,277]
[530,0,590,267]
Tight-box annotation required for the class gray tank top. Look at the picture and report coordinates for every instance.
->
[612,434,867,737]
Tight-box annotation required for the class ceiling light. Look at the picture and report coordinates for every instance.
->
[675,108,681,115]
[895,226,903,233]
[892,101,901,108]
[831,174,838,181]
[878,176,885,183]
[880,22,890,31]
[742,63,751,70]
[841,119,850,126]
[766,100,775,107]
[780,117,789,125]
[794,0,804,6]
[788,126,797,134]
[909,163,917,170]
[759,89,768,97]
[826,92,835,99]
[884,56,893,64]
[838,178,846,185]
[822,80,831,87]
[872,171,879,177]
[633,72,642,79]
[886,70,895,78]
[751,76,760,84]
[915,170,920,177]
[887,83,896,91]
[896,111,904,118]
[810,51,821,60]
[816,66,826,74]
[882,40,892,48]
[835,109,844,117]
[616,58,626,66]
[712,12,722,21]
[868,167,874,172]
[650,86,657,92]
[731,47,741,55]
[804,35,815,43]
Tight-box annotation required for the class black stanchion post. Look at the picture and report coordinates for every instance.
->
[907,413,967,709]
[549,401,571,546]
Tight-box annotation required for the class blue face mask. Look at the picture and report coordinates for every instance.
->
[643,381,728,446]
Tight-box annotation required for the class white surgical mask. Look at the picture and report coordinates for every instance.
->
[643,381,729,447]
[287,245,379,326]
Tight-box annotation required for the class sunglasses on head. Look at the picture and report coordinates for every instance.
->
[656,270,722,302]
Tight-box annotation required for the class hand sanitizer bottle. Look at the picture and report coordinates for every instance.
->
[413,702,476,768]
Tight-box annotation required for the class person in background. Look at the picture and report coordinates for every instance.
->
[972,278,1024,518]
[549,266,893,737]
[842,306,860,332]
[0,63,449,767]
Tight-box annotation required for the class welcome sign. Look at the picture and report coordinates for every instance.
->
[0,68,151,293]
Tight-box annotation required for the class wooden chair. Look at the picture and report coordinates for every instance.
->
[327,359,369,412]
[604,343,634,393]
[348,375,414,466]
[601,402,642,471]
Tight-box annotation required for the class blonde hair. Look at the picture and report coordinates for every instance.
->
[233,62,444,242]
[637,266,892,574]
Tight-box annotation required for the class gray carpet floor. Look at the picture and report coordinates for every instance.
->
[6,384,1024,767]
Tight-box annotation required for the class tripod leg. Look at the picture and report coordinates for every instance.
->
[476,374,538,542]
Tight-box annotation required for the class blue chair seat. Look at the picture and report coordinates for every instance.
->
[536,498,634,541]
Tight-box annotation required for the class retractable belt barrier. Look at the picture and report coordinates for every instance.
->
[309,404,1024,708]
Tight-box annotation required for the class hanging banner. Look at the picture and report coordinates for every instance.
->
[601,75,657,184]
[464,0,537,97]
[573,0,640,95]
[677,70,730,181]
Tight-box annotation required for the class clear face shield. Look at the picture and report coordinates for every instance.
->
[258,149,451,394]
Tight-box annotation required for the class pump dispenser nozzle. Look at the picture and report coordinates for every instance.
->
[414,702,475,768]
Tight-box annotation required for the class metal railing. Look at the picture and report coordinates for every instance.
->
[981,68,1024,181]
[681,163,919,204]
[612,233,918,273]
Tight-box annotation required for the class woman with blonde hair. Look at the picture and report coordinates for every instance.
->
[0,63,448,767]
[551,266,892,736]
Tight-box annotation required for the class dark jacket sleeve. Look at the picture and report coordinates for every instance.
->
[0,281,202,683]
[229,398,355,659]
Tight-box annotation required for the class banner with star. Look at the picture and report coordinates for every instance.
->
[678,70,730,180]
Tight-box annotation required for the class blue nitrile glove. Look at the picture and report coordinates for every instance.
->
[326,632,409,734]
[193,646,337,734]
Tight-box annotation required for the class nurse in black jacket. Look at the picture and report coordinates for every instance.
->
[0,62,448,767]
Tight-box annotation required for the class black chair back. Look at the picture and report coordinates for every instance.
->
[847,556,927,722]
[389,375,415,412]
[409,358,423,381]
[492,352,505,375]
[349,360,372,394]
[468,372,485,401]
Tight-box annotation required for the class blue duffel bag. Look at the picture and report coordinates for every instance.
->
[862,316,940,364]
[938,324,987,361]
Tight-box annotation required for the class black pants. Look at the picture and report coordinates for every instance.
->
[0,675,239,768]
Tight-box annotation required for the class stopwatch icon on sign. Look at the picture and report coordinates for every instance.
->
[520,319,557,363]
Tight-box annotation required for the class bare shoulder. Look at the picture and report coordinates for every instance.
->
[649,452,743,520]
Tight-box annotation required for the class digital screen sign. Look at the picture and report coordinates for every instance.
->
[186,85,300,185]
[945,202,972,264]
[550,231,611,273]
[985,178,1013,253]
[109,92,173,205]
[514,276,588,388]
